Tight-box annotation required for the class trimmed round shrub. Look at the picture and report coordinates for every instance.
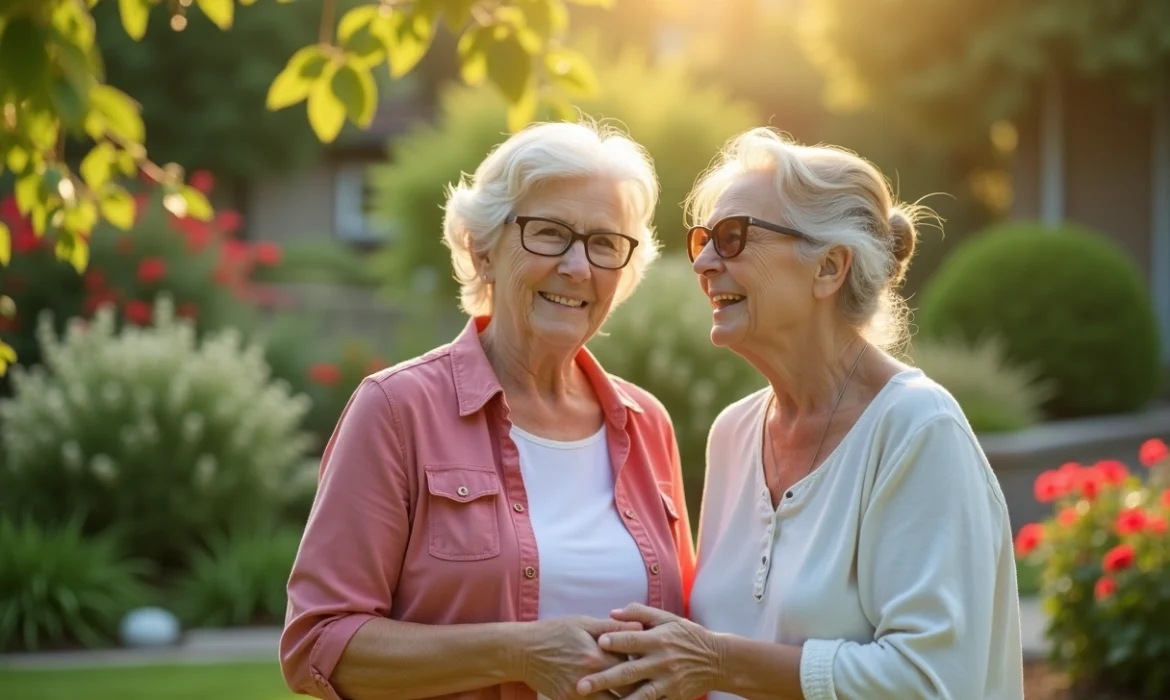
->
[916,221,1163,418]
[0,297,313,568]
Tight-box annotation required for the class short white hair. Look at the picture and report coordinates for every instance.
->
[442,120,661,317]
[686,127,931,350]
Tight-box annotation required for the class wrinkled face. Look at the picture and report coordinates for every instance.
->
[691,169,818,350]
[480,176,632,351]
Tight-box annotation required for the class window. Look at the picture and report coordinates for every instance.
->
[334,162,394,243]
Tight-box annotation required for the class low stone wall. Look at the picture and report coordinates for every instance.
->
[981,403,1170,532]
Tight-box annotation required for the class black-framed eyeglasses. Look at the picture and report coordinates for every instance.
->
[507,215,639,270]
[686,215,809,262]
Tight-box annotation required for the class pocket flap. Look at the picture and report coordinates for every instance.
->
[425,466,500,503]
[658,483,680,522]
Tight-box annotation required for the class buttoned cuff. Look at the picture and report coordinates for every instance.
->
[308,613,380,699]
[800,638,844,700]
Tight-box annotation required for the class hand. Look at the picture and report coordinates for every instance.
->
[576,604,722,700]
[518,616,644,700]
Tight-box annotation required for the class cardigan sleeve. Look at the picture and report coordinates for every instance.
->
[799,415,1018,700]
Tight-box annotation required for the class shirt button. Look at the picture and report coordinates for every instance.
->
[513,503,524,512]
[524,566,536,579]
[650,564,660,575]
[785,490,793,499]
[624,509,636,519]
[457,486,469,497]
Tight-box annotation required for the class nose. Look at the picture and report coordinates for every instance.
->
[691,236,723,277]
[557,240,591,282]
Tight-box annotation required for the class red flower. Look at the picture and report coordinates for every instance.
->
[83,289,119,316]
[1102,543,1135,573]
[1033,469,1072,503]
[1095,460,1129,485]
[215,210,243,235]
[0,315,19,332]
[1058,507,1079,527]
[1014,523,1044,556]
[1094,576,1117,601]
[1148,515,1168,535]
[177,302,199,320]
[84,269,106,292]
[222,239,249,264]
[309,362,342,386]
[1073,466,1106,500]
[137,257,167,285]
[1115,508,1148,536]
[1162,489,1170,510]
[124,300,153,326]
[189,170,216,194]
[1140,438,1169,467]
[253,242,282,266]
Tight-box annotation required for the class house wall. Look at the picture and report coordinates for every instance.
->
[245,164,336,243]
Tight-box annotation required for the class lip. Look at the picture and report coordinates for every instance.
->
[708,292,747,310]
[538,291,590,308]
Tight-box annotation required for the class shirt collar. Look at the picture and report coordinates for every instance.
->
[450,316,644,421]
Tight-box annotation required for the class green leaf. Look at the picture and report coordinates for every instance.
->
[517,0,569,44]
[307,63,345,143]
[51,79,90,131]
[0,17,49,100]
[485,32,532,104]
[55,236,90,273]
[457,26,492,86]
[99,186,136,230]
[507,82,538,133]
[545,48,598,95]
[180,186,214,221]
[266,46,330,110]
[14,174,40,216]
[371,8,437,78]
[0,222,10,266]
[0,341,14,374]
[332,61,377,128]
[441,0,477,34]
[564,0,613,6]
[89,85,145,144]
[81,142,116,191]
[118,0,152,40]
[6,146,29,174]
[63,199,100,236]
[23,108,61,151]
[338,5,380,44]
[195,0,234,30]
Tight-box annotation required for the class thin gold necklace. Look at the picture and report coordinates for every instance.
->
[767,343,868,495]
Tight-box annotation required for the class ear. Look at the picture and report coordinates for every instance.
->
[811,246,851,300]
[473,252,494,284]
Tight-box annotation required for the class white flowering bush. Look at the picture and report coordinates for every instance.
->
[588,255,765,523]
[0,297,313,567]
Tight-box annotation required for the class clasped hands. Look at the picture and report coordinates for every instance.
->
[524,604,719,700]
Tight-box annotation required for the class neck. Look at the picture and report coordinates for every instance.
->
[739,318,867,422]
[479,320,583,402]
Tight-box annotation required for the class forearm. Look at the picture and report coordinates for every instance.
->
[332,617,527,700]
[712,633,806,700]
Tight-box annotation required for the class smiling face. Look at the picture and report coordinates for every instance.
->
[479,176,631,351]
[691,169,820,351]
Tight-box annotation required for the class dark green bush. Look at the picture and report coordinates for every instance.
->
[174,526,302,629]
[0,517,150,652]
[916,220,1163,419]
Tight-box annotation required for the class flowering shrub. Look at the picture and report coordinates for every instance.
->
[1015,437,1170,698]
[0,297,313,568]
[0,171,284,386]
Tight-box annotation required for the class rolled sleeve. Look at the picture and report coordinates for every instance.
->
[799,416,1013,699]
[280,378,411,698]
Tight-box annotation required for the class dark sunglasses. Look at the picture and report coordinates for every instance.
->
[686,215,809,262]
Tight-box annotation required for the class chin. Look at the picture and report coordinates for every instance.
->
[529,317,592,349]
[709,321,746,349]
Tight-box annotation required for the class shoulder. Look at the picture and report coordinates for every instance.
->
[709,386,771,445]
[868,369,976,448]
[609,374,674,429]
[365,343,458,405]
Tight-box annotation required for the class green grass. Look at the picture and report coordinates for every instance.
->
[0,661,299,700]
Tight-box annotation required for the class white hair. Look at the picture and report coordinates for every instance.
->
[442,120,661,317]
[685,127,932,350]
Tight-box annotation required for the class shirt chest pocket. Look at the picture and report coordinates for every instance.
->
[424,465,501,561]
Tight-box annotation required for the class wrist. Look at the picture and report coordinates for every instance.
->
[707,631,733,693]
[498,621,536,684]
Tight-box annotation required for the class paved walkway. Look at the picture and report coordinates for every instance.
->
[0,599,1050,670]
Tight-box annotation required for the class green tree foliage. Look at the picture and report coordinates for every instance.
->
[801,0,1170,143]
[0,0,609,372]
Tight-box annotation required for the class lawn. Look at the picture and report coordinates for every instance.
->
[0,661,299,700]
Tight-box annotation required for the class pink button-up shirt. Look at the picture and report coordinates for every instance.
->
[281,316,696,700]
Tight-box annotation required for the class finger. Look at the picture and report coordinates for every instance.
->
[582,617,643,636]
[627,679,665,700]
[577,659,653,695]
[609,603,677,627]
[597,630,655,655]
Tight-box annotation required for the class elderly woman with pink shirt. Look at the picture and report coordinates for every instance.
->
[279,121,695,700]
